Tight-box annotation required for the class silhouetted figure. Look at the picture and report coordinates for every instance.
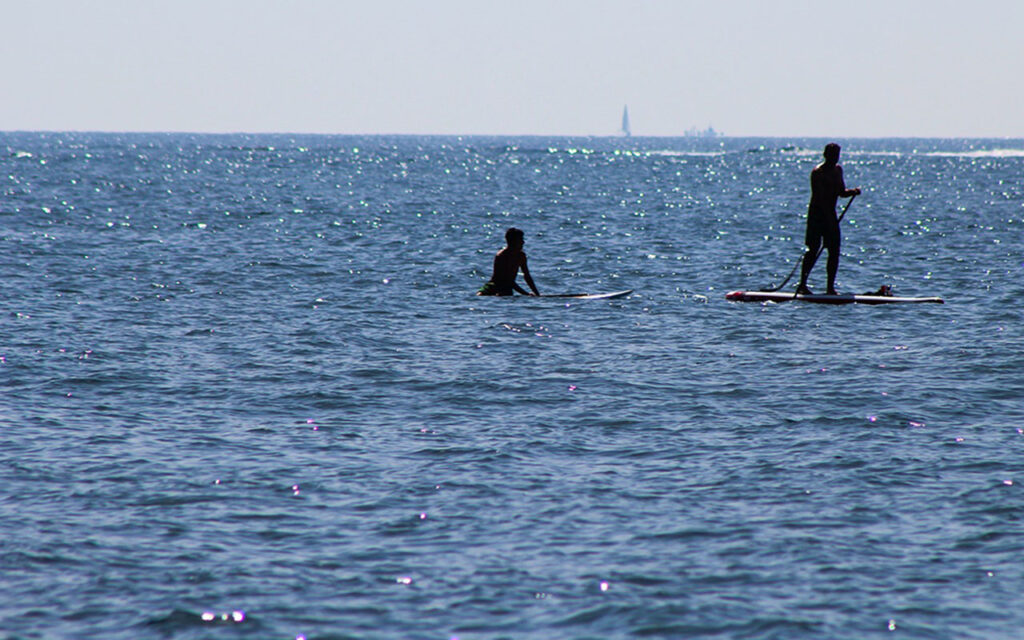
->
[797,143,861,295]
[477,227,540,296]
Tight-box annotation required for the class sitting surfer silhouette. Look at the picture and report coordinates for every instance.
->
[796,143,861,295]
[477,227,540,296]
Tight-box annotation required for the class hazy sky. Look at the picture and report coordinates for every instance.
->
[3,0,1022,137]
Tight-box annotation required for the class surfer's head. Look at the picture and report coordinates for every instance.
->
[505,227,525,248]
[823,143,841,163]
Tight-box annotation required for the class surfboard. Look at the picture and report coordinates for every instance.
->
[726,290,944,305]
[544,289,633,300]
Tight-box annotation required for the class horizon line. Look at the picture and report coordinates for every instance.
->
[3,129,1024,140]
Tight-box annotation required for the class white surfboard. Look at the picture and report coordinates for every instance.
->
[544,289,633,300]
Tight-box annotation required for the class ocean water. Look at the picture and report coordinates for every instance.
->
[1,132,1023,639]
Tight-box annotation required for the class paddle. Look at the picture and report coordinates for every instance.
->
[764,194,856,292]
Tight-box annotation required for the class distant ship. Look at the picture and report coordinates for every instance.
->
[621,105,631,137]
[685,125,722,138]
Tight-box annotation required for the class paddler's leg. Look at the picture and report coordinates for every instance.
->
[797,240,819,295]
[797,213,821,295]
[824,221,840,296]
[826,248,839,295]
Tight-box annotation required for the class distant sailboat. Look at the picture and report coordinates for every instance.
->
[621,105,631,137]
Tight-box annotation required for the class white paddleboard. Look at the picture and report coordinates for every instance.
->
[726,290,944,305]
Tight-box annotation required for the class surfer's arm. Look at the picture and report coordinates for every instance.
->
[520,256,540,296]
[837,166,860,197]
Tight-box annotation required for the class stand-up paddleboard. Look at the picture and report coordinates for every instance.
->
[544,289,633,300]
[726,290,944,305]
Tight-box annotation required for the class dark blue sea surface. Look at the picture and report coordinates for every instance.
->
[2,132,1023,639]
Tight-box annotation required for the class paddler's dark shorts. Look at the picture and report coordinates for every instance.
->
[805,208,840,249]
[477,281,514,296]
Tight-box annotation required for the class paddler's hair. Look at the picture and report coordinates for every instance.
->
[505,227,524,244]
[823,142,841,162]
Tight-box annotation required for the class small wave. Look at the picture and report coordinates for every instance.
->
[922,149,1024,158]
[855,149,1024,159]
[646,150,727,158]
[144,608,258,632]
[849,150,906,157]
